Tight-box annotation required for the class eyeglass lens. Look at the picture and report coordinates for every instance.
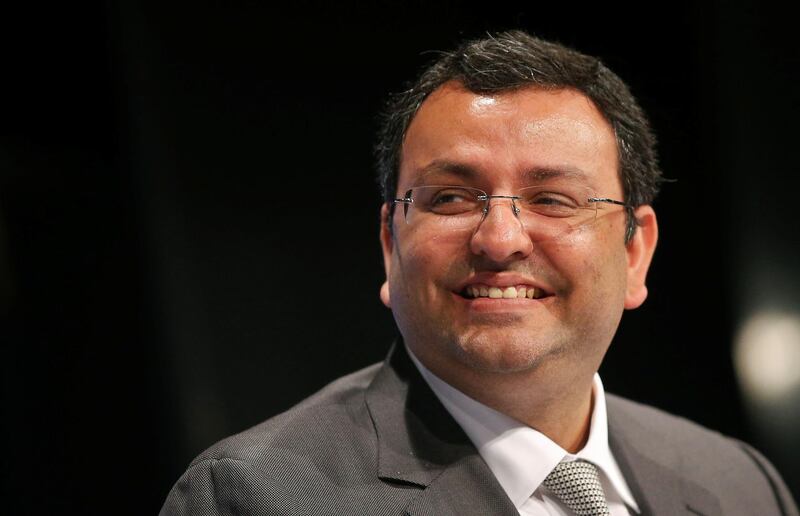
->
[401,185,601,240]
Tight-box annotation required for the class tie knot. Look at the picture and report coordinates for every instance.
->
[542,460,610,516]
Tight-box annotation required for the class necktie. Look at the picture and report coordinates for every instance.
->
[542,460,611,516]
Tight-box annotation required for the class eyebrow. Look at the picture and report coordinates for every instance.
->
[413,160,591,186]
[521,166,590,183]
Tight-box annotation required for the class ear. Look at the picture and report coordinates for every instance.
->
[379,203,393,308]
[624,205,658,309]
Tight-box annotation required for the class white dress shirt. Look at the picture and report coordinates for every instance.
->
[407,346,640,515]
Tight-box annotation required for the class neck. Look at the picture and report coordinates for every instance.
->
[416,351,596,453]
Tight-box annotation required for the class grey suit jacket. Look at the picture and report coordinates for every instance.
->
[161,344,798,515]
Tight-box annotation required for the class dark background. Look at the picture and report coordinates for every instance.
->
[2,1,798,514]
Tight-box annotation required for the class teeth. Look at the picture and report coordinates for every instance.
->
[465,284,545,299]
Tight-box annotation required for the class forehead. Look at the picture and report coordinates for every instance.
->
[399,82,620,192]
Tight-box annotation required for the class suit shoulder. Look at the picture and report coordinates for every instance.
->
[162,361,414,514]
[607,394,798,515]
[606,393,752,457]
[191,361,382,467]
[606,394,729,442]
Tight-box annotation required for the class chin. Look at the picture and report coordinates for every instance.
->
[451,330,566,374]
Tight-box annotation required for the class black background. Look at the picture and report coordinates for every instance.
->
[2,1,799,514]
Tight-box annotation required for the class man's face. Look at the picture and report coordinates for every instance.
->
[380,82,657,384]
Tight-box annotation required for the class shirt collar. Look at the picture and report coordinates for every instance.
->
[406,345,639,511]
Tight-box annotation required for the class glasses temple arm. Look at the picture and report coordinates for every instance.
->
[588,197,632,208]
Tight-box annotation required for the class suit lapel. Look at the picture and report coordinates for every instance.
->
[365,343,517,516]
[607,396,722,516]
[404,453,519,516]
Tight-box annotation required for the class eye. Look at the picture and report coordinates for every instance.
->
[526,191,578,208]
[417,187,481,215]
[432,190,471,205]
[521,189,581,217]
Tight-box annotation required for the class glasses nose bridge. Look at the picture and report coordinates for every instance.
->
[480,194,522,219]
[471,192,534,260]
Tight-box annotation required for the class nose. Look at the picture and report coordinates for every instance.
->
[469,198,534,263]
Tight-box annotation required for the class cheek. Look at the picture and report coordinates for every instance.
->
[539,230,596,274]
[390,233,452,299]
[394,230,467,277]
[540,225,627,295]
[390,231,476,323]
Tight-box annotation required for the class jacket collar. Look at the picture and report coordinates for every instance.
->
[365,342,518,515]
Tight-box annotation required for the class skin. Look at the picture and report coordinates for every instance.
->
[379,82,658,453]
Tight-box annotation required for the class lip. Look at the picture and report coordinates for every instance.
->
[451,291,552,313]
[452,273,555,314]
[455,272,553,296]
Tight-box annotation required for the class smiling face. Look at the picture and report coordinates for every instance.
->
[380,82,657,388]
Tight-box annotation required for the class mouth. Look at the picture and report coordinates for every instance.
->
[459,283,549,300]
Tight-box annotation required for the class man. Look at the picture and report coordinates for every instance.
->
[162,31,798,515]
